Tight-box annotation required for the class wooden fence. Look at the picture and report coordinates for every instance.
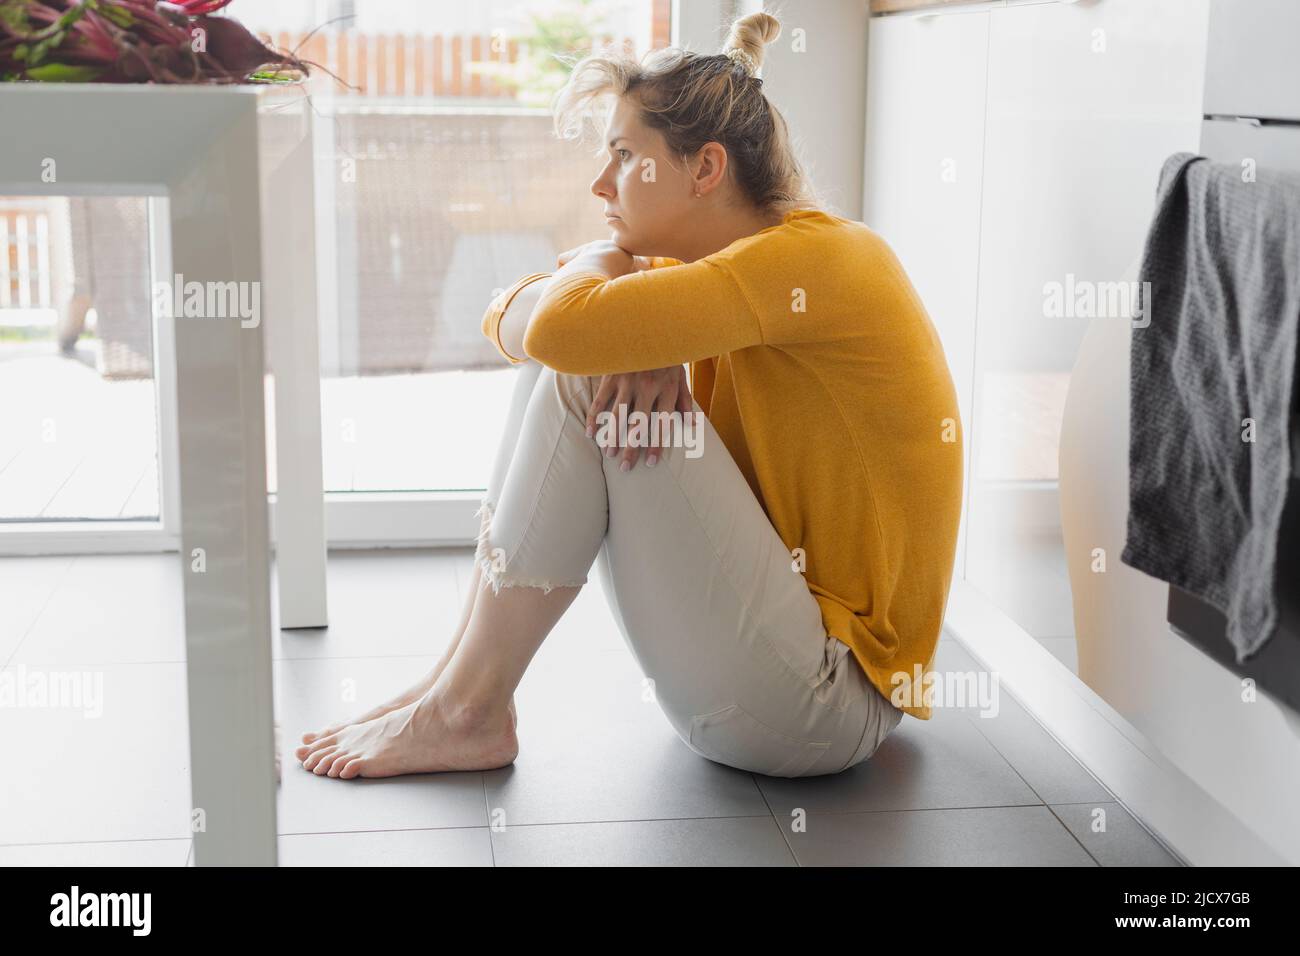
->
[0,203,51,313]
[264,31,638,99]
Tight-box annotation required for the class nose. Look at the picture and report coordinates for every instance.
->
[590,162,615,201]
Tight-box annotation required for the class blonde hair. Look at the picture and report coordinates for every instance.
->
[551,11,820,216]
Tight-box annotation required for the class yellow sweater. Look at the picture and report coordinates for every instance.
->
[482,209,963,719]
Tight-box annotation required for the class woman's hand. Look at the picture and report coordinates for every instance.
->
[555,239,649,278]
[585,365,693,471]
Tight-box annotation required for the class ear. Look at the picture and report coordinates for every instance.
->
[692,142,729,197]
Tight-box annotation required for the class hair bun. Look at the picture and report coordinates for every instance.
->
[722,11,780,77]
[722,46,759,76]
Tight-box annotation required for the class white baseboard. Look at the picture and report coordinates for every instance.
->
[944,578,1289,866]
[0,493,483,557]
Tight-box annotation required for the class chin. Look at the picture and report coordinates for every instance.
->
[610,226,642,251]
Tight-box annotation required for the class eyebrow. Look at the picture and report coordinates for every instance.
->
[607,136,630,148]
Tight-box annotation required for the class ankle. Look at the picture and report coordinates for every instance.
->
[432,689,514,736]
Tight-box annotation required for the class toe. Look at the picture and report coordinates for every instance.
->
[313,749,343,775]
[338,757,364,779]
[303,745,337,772]
[296,736,330,761]
[325,752,351,777]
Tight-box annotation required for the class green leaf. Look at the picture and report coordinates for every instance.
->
[248,69,303,84]
[99,4,134,28]
[23,63,105,82]
[27,29,67,66]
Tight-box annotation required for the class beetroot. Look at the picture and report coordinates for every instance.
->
[0,0,310,84]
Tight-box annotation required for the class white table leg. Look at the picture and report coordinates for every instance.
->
[171,102,278,867]
[0,84,281,866]
[261,102,330,630]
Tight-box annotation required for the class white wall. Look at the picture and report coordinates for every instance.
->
[760,0,870,219]
[674,0,869,219]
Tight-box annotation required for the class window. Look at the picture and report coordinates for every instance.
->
[0,197,161,522]
[246,0,671,493]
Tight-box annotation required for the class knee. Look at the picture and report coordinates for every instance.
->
[546,366,598,400]
[543,366,602,429]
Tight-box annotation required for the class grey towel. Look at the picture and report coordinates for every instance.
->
[1122,151,1300,662]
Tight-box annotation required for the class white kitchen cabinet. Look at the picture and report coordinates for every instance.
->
[863,8,991,581]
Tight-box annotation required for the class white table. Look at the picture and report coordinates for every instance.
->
[0,84,329,865]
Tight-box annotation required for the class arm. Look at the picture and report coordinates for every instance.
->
[482,272,555,364]
[522,244,763,375]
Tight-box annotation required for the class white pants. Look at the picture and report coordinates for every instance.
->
[475,361,903,777]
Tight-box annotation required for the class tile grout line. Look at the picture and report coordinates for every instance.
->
[752,774,802,867]
[950,650,1186,864]
[482,774,497,867]
[0,835,193,850]
[2,553,78,670]
[1041,803,1107,869]
[8,804,1136,854]
[958,710,1109,866]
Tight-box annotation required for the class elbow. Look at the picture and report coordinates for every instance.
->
[521,320,588,375]
[520,321,553,366]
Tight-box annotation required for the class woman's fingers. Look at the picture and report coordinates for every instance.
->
[643,386,666,469]
[676,380,693,416]
[556,243,587,267]
[586,374,615,439]
[584,368,694,471]
[621,373,667,471]
[619,384,647,471]
[611,379,633,462]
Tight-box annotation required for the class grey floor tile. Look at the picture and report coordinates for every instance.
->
[492,816,797,866]
[1051,801,1183,867]
[0,838,191,866]
[788,806,1097,866]
[278,827,494,866]
[757,705,1041,817]
[485,650,770,826]
[0,555,74,665]
[274,656,488,833]
[930,640,1004,717]
[1,661,191,844]
[273,549,462,661]
[936,639,1113,805]
[7,552,1159,868]
[11,554,182,666]
[968,700,1112,805]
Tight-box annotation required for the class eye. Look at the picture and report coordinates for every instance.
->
[616,148,631,161]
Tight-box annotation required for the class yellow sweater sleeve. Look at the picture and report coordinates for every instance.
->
[522,258,763,375]
[481,272,550,365]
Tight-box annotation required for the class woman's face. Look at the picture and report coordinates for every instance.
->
[589,96,698,257]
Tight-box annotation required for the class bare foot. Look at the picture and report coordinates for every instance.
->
[301,668,516,745]
[293,689,517,778]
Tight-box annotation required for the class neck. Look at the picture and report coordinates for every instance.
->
[672,205,788,263]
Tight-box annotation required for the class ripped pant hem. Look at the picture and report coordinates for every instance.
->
[473,499,587,596]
